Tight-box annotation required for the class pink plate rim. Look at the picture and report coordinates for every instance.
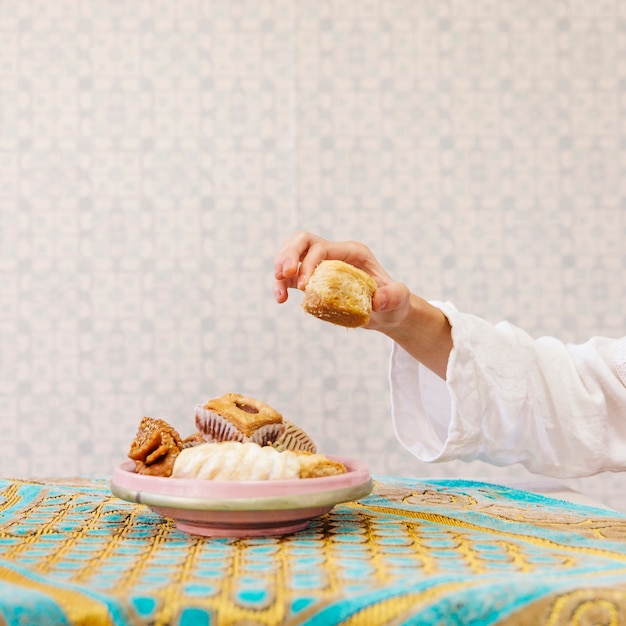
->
[110,455,373,535]
[111,455,371,501]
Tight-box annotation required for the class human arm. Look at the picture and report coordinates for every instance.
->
[391,302,626,477]
[273,231,626,477]
[273,231,453,379]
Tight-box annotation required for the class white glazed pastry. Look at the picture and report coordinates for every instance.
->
[171,441,346,481]
[172,442,300,480]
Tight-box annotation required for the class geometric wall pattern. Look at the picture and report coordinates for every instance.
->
[1,1,625,510]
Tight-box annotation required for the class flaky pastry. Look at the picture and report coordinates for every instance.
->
[302,259,377,328]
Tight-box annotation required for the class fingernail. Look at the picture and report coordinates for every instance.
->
[273,285,285,301]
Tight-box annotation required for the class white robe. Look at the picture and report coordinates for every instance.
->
[390,302,626,478]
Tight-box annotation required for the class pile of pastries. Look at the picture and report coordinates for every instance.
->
[127,393,346,481]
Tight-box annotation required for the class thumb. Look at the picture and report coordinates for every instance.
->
[372,282,408,314]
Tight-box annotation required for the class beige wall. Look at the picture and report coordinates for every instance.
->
[1,1,625,510]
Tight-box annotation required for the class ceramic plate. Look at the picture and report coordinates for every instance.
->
[110,456,372,537]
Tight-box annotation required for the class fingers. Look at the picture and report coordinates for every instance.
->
[272,279,289,304]
[274,231,318,279]
[273,231,331,292]
[293,241,335,288]
[273,231,315,303]
[272,268,310,303]
[273,230,392,305]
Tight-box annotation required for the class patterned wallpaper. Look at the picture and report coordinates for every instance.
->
[1,1,625,510]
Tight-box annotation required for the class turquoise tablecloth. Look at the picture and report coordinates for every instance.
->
[1,475,626,625]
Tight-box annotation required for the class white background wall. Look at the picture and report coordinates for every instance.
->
[1,0,625,510]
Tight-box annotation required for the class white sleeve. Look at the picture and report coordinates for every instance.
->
[390,301,626,478]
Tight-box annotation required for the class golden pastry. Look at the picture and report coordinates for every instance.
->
[302,259,377,328]
[195,393,285,446]
[128,417,183,477]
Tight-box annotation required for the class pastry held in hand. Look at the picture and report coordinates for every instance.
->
[195,393,285,446]
[302,259,377,328]
[172,441,347,481]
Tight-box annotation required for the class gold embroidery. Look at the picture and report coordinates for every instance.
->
[0,564,113,626]
[2,477,626,625]
[340,580,479,626]
[351,501,626,565]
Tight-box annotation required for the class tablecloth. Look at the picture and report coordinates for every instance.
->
[1,475,626,625]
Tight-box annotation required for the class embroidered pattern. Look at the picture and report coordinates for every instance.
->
[1,477,626,624]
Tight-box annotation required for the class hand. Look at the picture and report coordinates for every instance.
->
[272,231,411,332]
[273,231,452,378]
